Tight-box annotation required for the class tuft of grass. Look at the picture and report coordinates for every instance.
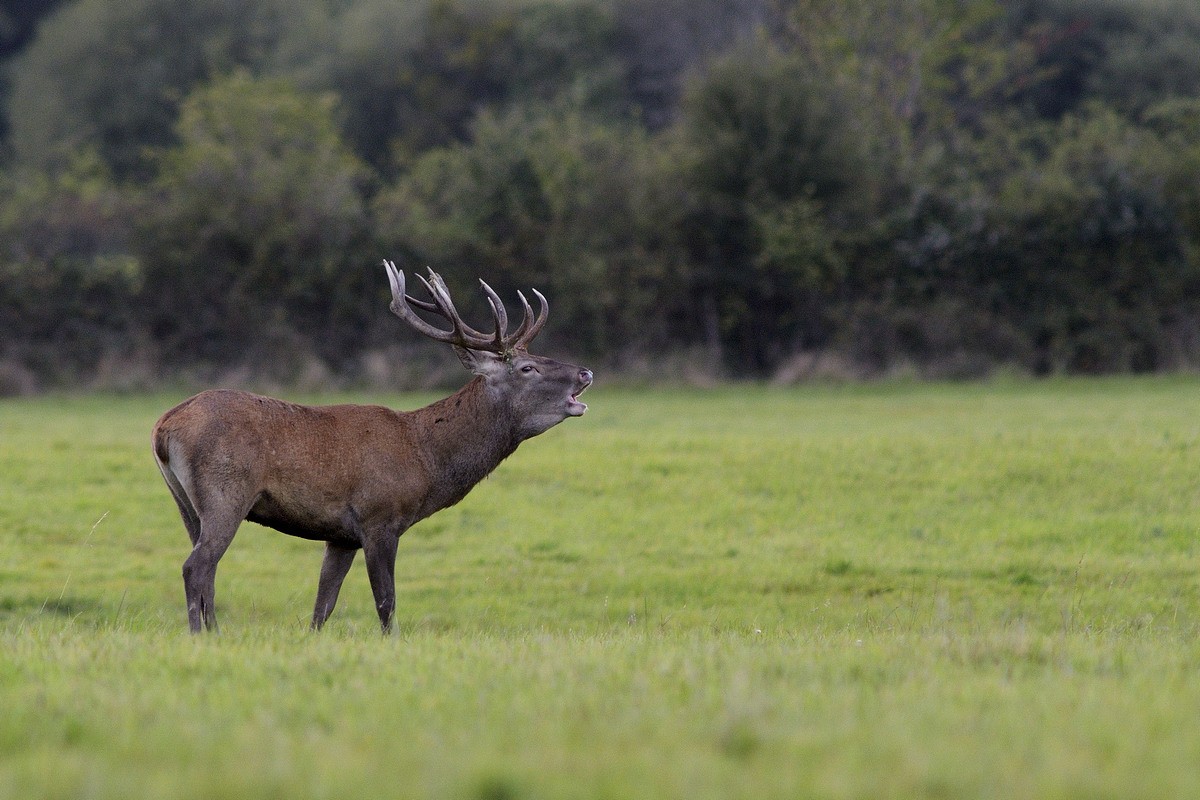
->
[2,378,1200,797]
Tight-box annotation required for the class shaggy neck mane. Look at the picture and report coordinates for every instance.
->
[410,376,519,515]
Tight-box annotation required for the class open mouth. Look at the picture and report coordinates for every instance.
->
[567,376,592,415]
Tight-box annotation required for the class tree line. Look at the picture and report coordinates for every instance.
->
[2,0,1200,392]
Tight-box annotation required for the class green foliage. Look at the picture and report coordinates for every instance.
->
[751,195,846,293]
[779,0,1018,172]
[1143,97,1200,258]
[878,102,1200,375]
[6,380,1200,796]
[611,0,766,130]
[681,46,863,208]
[325,0,626,175]
[1006,0,1200,118]
[7,0,330,178]
[677,44,867,370]
[134,72,371,373]
[985,106,1200,372]
[377,102,685,355]
[3,0,1200,382]
[0,152,140,390]
[506,1,625,109]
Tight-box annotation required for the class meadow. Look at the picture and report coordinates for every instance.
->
[2,378,1200,798]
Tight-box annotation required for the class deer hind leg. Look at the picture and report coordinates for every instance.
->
[182,488,255,633]
[311,542,358,631]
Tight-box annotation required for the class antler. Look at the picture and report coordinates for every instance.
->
[384,260,548,355]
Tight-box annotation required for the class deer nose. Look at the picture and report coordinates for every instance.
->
[580,369,593,385]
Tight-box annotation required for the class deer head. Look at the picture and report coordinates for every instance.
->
[384,260,592,439]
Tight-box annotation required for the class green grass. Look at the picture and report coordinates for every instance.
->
[3,377,1200,798]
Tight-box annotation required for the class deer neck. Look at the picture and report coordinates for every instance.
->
[412,376,519,514]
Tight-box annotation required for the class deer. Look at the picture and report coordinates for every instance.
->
[151,261,593,633]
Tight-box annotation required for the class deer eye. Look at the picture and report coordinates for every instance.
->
[520,365,537,374]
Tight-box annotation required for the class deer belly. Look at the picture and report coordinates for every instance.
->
[245,491,356,543]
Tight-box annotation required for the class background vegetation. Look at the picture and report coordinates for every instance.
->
[3,0,1200,389]
[3,379,1200,797]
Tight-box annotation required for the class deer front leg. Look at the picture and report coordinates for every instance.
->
[362,532,400,634]
[311,542,358,631]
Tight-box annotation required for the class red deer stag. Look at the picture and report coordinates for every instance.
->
[152,261,592,633]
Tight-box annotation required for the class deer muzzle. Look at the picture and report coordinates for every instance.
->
[568,369,593,416]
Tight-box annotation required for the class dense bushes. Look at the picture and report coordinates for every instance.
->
[135,73,372,373]
[0,154,143,390]
[2,0,1200,390]
[376,103,682,357]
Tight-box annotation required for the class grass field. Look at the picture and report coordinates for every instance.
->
[3,378,1200,798]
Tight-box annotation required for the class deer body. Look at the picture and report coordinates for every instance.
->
[153,264,591,633]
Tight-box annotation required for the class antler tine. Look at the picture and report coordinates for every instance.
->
[405,293,439,313]
[416,271,453,318]
[507,290,535,345]
[478,280,509,351]
[384,261,515,353]
[384,262,484,348]
[425,269,503,350]
[513,287,549,349]
[385,260,457,344]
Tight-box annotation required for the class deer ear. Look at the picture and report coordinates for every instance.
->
[454,346,506,376]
